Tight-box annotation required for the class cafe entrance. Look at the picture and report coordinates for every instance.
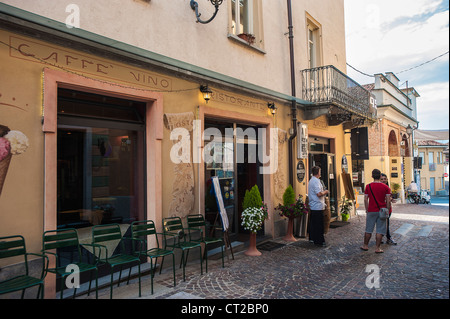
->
[204,119,264,242]
[308,137,338,218]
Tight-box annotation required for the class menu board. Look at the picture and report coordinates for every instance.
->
[211,176,229,231]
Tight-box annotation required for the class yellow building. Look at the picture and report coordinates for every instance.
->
[417,140,448,195]
[357,73,419,202]
[0,1,375,298]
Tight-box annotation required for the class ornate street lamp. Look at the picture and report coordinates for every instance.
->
[268,102,277,116]
[406,124,413,136]
[190,0,224,24]
[200,85,213,103]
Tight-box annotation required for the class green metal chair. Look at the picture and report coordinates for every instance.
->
[187,214,225,272]
[0,235,49,299]
[91,224,142,299]
[162,217,203,281]
[131,220,176,294]
[42,228,99,299]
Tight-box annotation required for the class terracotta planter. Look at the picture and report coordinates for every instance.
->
[237,33,255,45]
[283,217,297,242]
[244,232,262,256]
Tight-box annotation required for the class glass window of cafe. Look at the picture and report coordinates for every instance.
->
[56,88,146,231]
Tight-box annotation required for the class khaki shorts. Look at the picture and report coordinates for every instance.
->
[365,211,387,235]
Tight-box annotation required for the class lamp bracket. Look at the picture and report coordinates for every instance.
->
[190,0,223,24]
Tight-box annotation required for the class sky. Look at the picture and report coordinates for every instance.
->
[344,0,449,131]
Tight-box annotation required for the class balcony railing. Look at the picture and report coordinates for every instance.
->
[300,65,376,121]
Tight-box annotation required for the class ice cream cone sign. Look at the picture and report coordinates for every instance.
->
[0,125,29,197]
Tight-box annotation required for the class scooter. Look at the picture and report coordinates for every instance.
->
[420,189,431,204]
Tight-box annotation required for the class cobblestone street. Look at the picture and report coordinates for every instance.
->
[83,200,449,300]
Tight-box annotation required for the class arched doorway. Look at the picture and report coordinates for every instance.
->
[401,134,410,157]
[388,130,399,156]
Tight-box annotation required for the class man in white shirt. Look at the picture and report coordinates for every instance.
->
[308,166,329,246]
[407,181,419,194]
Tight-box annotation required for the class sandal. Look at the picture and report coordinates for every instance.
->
[360,247,369,251]
[375,250,384,254]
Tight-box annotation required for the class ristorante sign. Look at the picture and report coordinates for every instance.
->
[9,35,172,91]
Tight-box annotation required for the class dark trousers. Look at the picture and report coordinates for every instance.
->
[386,218,391,239]
[309,210,325,245]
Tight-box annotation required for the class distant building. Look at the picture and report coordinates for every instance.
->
[417,140,449,195]
[356,73,419,202]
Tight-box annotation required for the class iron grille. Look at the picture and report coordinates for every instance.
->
[300,65,376,120]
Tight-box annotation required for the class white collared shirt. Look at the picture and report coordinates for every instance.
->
[308,176,325,210]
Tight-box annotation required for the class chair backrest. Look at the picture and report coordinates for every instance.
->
[162,217,184,233]
[187,214,208,240]
[131,220,159,249]
[43,229,80,250]
[92,224,123,244]
[42,229,81,265]
[187,214,206,228]
[0,235,28,274]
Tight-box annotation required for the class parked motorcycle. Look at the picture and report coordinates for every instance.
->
[419,189,431,204]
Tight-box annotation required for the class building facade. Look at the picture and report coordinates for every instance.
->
[0,0,375,298]
[417,140,449,195]
[357,73,419,202]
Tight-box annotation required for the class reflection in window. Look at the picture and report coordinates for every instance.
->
[56,89,146,230]
[57,126,145,228]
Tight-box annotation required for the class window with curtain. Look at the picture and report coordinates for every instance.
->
[307,18,321,69]
[230,0,263,48]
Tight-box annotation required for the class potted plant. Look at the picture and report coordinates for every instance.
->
[241,185,268,256]
[391,183,400,199]
[276,185,308,242]
[339,196,352,222]
[237,32,256,45]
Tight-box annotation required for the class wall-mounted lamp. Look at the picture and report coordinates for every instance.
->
[268,102,277,115]
[190,0,224,24]
[200,85,213,103]
[406,124,419,136]
[406,124,413,136]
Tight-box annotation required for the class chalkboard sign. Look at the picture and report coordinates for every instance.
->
[211,176,229,231]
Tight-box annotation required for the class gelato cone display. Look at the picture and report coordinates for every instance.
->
[0,125,29,197]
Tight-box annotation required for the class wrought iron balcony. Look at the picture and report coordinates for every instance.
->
[300,65,377,126]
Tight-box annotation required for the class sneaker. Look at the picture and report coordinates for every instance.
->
[386,239,397,245]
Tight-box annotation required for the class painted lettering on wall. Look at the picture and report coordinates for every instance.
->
[210,91,266,112]
[313,116,329,130]
[9,36,172,90]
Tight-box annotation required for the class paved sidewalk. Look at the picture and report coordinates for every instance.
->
[81,202,449,299]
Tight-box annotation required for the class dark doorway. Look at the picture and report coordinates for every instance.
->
[204,120,265,242]
[236,124,264,235]
[309,153,338,218]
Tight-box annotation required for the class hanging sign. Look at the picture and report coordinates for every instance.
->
[297,122,308,159]
[297,160,306,183]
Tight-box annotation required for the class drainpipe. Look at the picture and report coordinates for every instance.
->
[287,0,297,186]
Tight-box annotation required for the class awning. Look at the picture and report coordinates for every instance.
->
[414,130,449,141]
